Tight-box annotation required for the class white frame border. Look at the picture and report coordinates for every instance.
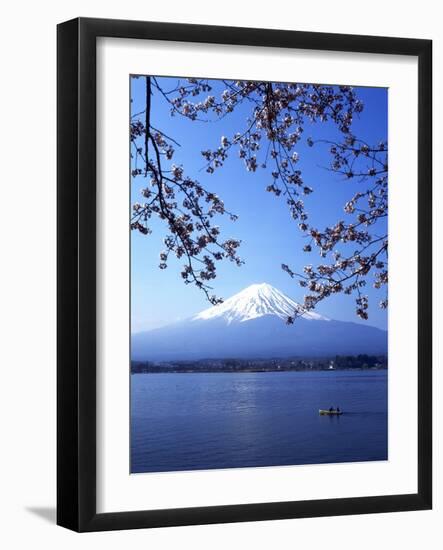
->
[96,37,418,514]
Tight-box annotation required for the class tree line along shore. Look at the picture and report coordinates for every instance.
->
[131,354,387,374]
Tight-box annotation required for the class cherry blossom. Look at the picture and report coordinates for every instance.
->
[131,75,387,320]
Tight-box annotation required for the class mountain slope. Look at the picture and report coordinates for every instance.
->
[131,283,387,361]
[193,282,328,323]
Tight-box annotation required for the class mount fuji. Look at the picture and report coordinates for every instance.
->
[131,283,387,361]
[192,283,329,324]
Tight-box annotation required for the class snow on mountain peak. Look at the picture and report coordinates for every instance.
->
[192,283,329,324]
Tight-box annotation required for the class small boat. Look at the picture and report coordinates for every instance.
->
[319,409,343,416]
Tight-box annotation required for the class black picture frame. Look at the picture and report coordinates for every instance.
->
[57,17,432,532]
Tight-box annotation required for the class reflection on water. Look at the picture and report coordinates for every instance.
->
[131,370,387,473]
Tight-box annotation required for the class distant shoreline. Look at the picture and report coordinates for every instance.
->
[131,354,387,374]
[131,367,387,374]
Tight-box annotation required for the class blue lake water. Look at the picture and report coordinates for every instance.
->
[131,370,387,473]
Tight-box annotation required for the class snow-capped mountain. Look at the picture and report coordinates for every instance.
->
[131,283,387,361]
[193,283,328,324]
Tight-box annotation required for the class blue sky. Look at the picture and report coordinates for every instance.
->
[131,77,388,332]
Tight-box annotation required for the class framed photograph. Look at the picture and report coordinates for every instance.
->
[57,17,432,531]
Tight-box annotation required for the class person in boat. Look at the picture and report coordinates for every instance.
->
[336,406,340,413]
[329,406,334,412]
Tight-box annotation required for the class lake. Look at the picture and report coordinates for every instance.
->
[131,370,387,473]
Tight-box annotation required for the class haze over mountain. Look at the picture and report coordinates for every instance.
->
[131,283,387,361]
